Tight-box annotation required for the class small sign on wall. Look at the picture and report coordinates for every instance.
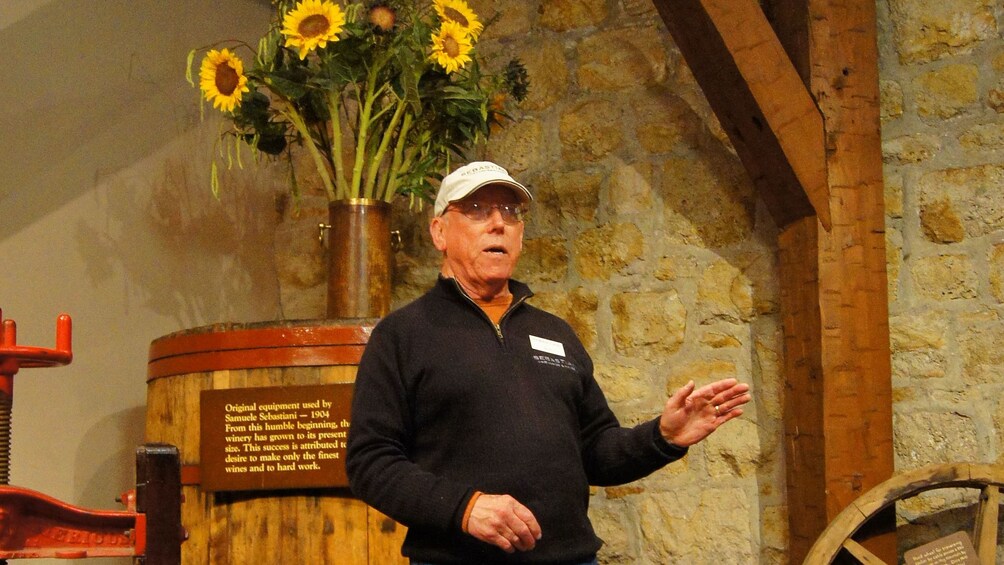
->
[200,383,354,492]
[903,531,978,565]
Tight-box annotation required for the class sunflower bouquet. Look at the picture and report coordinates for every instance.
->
[188,0,528,203]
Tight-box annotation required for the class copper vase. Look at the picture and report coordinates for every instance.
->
[326,199,392,319]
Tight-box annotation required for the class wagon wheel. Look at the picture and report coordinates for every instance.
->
[804,462,1003,564]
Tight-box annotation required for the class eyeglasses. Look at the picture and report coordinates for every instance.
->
[446,201,528,224]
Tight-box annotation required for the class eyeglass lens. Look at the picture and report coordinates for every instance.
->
[453,202,525,224]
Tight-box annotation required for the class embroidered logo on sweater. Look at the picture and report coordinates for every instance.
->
[532,354,577,371]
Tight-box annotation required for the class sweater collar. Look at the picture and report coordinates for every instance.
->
[434,275,534,304]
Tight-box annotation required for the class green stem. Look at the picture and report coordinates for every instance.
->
[326,89,349,199]
[351,71,385,199]
[281,102,336,201]
[391,146,418,202]
[383,112,414,201]
[366,96,408,200]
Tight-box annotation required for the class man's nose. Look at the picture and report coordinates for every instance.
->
[486,207,507,230]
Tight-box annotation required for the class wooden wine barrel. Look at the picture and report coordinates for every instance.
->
[145,320,406,565]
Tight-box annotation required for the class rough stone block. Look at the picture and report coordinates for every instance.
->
[661,155,755,248]
[958,123,1004,149]
[697,260,756,324]
[630,90,702,154]
[638,488,755,563]
[887,0,997,63]
[540,0,608,31]
[910,254,978,301]
[890,310,948,352]
[532,169,602,234]
[611,290,687,360]
[486,118,545,173]
[703,418,763,478]
[577,26,668,90]
[468,0,534,39]
[609,161,654,216]
[574,223,645,280]
[957,312,1004,384]
[919,197,966,243]
[914,64,979,119]
[990,243,1004,302]
[893,411,979,467]
[559,98,625,162]
[880,79,904,121]
[518,236,569,283]
[517,38,570,112]
[918,164,1004,239]
[882,133,941,164]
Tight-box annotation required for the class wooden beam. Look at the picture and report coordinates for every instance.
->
[761,0,812,84]
[770,0,897,560]
[650,0,831,230]
[777,216,828,555]
[654,0,896,561]
[807,0,896,560]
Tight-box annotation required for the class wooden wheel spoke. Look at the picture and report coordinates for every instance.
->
[972,484,1000,565]
[842,538,891,564]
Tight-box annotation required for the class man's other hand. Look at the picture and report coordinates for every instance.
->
[466,494,542,553]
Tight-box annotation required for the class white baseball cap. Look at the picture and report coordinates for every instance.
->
[434,161,532,216]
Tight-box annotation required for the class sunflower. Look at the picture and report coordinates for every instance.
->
[430,21,473,74]
[367,3,396,32]
[199,49,250,112]
[281,0,346,60]
[433,0,483,39]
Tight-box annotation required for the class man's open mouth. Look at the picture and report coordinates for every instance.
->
[485,246,507,255]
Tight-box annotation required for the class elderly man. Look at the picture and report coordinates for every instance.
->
[346,161,751,564]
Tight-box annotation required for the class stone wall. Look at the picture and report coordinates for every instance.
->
[266,0,1004,562]
[879,0,1004,551]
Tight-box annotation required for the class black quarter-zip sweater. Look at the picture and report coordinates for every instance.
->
[346,277,687,564]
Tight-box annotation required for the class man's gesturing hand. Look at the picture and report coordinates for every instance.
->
[659,378,751,447]
[466,494,542,553]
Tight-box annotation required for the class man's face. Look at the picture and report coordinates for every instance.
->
[431,184,525,295]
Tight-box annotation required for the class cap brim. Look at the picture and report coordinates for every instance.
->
[467,180,532,203]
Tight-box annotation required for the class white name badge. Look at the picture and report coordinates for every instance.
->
[529,335,566,357]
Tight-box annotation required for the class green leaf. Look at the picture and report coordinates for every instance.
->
[185,49,197,87]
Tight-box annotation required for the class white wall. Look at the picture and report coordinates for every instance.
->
[0,1,279,560]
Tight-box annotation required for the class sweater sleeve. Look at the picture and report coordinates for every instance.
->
[346,320,475,532]
[576,358,688,486]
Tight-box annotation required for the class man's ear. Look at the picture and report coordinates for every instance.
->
[429,215,448,252]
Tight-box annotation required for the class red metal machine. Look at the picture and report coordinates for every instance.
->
[0,309,182,563]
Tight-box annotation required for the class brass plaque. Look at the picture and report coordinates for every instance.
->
[200,383,353,492]
[904,531,978,565]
